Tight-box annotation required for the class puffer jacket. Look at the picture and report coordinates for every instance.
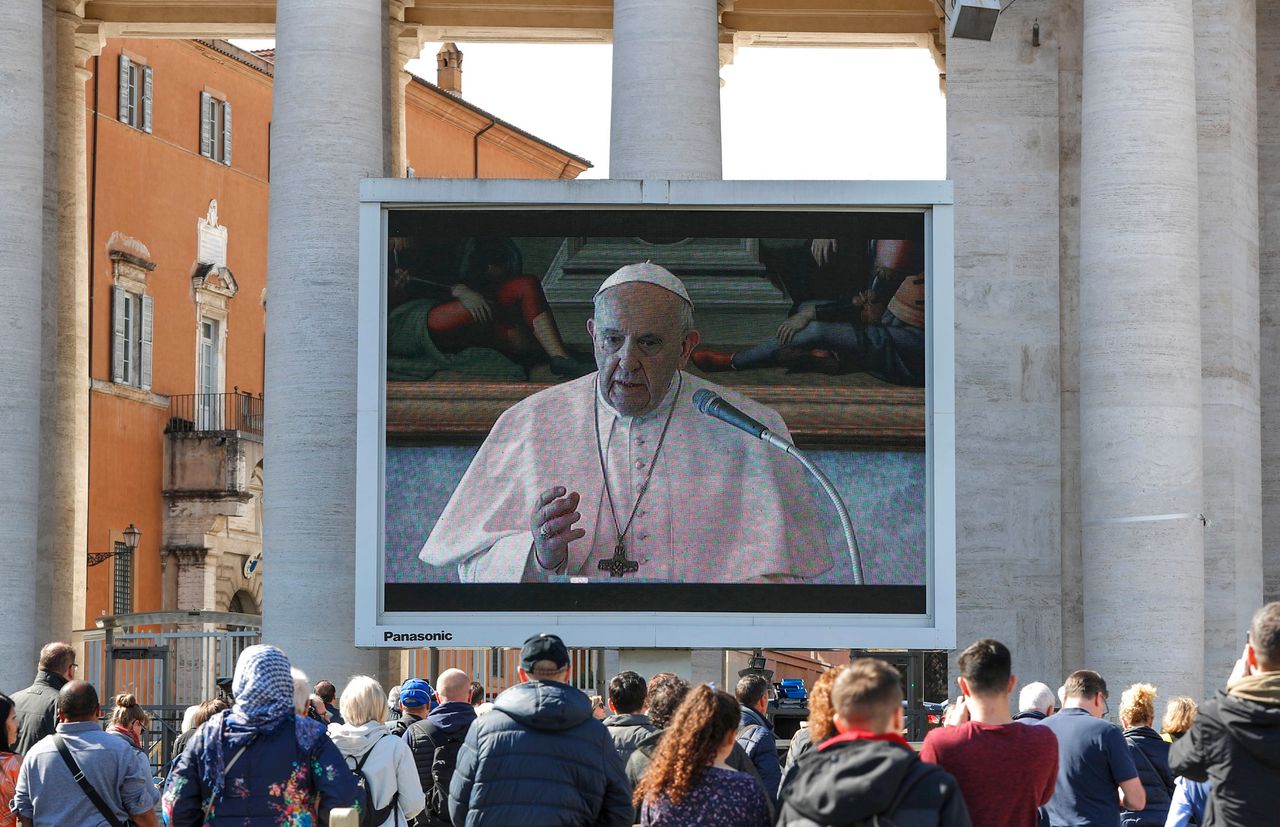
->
[737,706,781,809]
[447,680,631,827]
[602,713,656,765]
[1121,725,1174,827]
[328,721,426,827]
[1170,672,1280,827]
[11,672,66,756]
[405,701,477,826]
[778,732,971,827]
[164,713,358,826]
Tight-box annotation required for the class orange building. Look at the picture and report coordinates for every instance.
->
[85,39,588,626]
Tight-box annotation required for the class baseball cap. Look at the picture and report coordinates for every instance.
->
[399,678,434,708]
[521,633,570,671]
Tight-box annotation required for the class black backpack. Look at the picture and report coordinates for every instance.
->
[418,721,468,826]
[348,733,400,827]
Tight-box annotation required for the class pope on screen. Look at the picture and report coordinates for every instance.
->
[418,262,834,583]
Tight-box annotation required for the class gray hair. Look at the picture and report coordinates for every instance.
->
[291,668,310,716]
[1018,681,1056,713]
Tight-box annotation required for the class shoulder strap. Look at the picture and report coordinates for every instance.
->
[354,732,391,772]
[1129,736,1175,795]
[52,735,128,827]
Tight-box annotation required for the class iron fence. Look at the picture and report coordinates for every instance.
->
[166,389,263,436]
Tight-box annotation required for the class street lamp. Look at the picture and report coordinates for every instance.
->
[88,524,141,567]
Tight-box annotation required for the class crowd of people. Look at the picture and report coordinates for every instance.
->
[2,602,1279,825]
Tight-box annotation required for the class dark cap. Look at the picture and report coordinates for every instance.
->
[521,633,570,671]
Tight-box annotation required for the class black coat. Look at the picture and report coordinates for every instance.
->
[447,680,631,827]
[1121,726,1174,826]
[11,671,67,755]
[1170,681,1280,827]
[778,735,971,827]
[406,701,477,826]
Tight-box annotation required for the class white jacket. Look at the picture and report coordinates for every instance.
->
[328,720,426,827]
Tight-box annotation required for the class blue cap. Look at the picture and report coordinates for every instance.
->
[399,678,434,708]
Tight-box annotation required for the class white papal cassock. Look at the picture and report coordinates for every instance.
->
[419,370,834,583]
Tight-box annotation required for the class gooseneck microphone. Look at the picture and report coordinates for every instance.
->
[692,388,865,585]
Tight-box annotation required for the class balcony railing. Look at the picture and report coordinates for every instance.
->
[166,389,264,436]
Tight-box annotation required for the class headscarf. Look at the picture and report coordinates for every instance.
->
[201,645,323,807]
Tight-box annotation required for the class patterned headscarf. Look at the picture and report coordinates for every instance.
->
[202,645,309,808]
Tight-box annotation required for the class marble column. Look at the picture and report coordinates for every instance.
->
[263,0,383,681]
[0,0,46,687]
[610,0,722,179]
[37,1,98,647]
[1080,0,1204,702]
[1193,0,1262,698]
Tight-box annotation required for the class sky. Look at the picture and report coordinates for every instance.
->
[234,40,946,180]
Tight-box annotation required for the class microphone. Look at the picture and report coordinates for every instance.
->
[692,388,771,441]
[692,386,866,585]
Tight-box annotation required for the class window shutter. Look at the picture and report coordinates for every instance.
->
[222,100,232,166]
[112,286,126,383]
[118,54,132,124]
[200,92,213,158]
[140,294,154,391]
[141,65,153,133]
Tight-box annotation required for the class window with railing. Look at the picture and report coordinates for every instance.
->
[112,542,133,616]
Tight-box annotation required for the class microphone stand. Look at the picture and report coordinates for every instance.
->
[757,430,866,586]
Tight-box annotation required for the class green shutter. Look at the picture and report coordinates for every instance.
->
[141,65,153,133]
[111,286,126,383]
[200,91,213,158]
[222,100,232,166]
[140,294,154,391]
[118,54,132,125]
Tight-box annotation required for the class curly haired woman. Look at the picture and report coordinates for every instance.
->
[634,685,770,827]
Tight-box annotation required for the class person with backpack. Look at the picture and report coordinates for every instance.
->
[163,644,358,826]
[329,675,426,827]
[779,658,972,827]
[404,668,476,826]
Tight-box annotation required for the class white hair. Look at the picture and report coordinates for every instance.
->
[339,675,388,727]
[1018,681,1056,713]
[179,704,201,734]
[291,668,310,715]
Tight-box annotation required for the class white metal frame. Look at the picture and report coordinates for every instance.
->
[355,179,955,650]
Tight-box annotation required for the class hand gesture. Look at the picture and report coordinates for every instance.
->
[811,238,838,267]
[531,486,586,573]
[777,304,817,345]
[943,696,970,727]
[452,284,493,323]
[1229,643,1253,684]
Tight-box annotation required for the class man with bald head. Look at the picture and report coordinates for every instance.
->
[420,262,833,583]
[406,668,479,826]
[12,681,160,826]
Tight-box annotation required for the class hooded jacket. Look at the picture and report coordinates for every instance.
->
[447,680,631,827]
[11,671,67,756]
[405,701,478,825]
[328,720,426,827]
[1169,671,1280,827]
[778,732,971,827]
[602,712,656,765]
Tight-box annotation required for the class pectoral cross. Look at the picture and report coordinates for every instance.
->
[597,541,640,578]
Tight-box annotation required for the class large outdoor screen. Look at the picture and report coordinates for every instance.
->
[355,180,954,649]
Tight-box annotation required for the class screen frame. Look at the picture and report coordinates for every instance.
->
[355,178,955,650]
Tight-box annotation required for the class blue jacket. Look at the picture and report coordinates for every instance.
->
[1121,726,1175,826]
[738,705,781,809]
[447,680,631,827]
[164,714,358,826]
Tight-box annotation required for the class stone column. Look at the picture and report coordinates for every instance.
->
[609,0,722,179]
[1193,0,1262,697]
[1080,0,1204,701]
[37,1,99,646]
[1257,0,1280,606]
[263,0,383,681]
[0,0,45,687]
[386,6,422,178]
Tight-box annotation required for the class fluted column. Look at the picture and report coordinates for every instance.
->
[1080,0,1204,701]
[0,0,46,687]
[263,0,383,680]
[609,0,722,179]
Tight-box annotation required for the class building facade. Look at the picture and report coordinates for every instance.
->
[82,37,587,626]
